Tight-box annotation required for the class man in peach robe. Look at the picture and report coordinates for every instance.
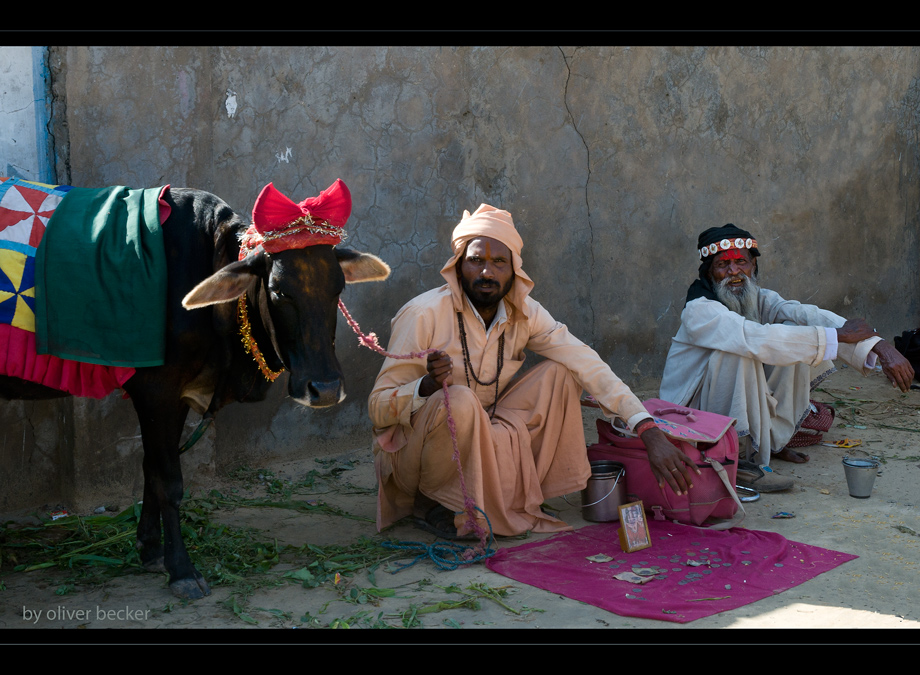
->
[368,204,698,539]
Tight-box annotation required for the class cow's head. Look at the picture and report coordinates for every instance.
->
[181,244,389,407]
[180,180,388,408]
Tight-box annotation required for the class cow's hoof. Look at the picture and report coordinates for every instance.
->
[169,576,211,600]
[142,556,167,574]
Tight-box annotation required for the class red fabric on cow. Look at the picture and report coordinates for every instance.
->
[0,322,134,398]
[239,179,351,259]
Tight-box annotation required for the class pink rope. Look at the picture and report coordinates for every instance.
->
[338,300,488,547]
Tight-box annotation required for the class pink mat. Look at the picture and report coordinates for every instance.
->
[485,520,857,623]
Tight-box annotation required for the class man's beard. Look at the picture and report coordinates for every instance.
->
[460,273,514,312]
[714,274,761,322]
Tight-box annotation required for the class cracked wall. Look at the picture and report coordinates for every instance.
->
[3,45,919,512]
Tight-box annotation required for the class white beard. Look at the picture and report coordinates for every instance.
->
[715,274,761,322]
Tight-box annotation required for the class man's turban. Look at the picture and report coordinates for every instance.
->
[450,204,524,258]
[697,224,759,261]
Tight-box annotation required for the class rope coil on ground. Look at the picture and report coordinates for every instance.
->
[382,540,496,571]
[382,506,497,571]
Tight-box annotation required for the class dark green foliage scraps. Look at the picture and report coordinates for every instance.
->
[283,537,403,589]
[0,496,280,588]
[179,494,281,584]
[1,503,144,580]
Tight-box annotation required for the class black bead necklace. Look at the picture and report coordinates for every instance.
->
[456,311,505,419]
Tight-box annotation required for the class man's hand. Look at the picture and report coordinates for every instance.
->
[872,341,915,392]
[837,318,879,344]
[418,350,453,397]
[640,426,701,496]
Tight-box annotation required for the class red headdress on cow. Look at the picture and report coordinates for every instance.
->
[238,179,351,260]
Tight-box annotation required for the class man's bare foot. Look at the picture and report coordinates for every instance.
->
[776,447,810,463]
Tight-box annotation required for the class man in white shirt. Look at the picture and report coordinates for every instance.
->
[660,224,913,491]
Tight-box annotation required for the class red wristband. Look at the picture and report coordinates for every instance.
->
[634,418,657,436]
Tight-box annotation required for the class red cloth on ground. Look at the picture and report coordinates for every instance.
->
[486,519,857,623]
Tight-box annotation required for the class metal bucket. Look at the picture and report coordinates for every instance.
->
[581,460,626,522]
[842,456,880,499]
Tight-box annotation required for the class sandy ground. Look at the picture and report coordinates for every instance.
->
[1,364,919,642]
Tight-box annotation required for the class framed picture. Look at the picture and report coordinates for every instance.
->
[618,500,651,553]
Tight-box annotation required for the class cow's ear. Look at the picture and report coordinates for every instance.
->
[182,254,265,309]
[335,248,391,284]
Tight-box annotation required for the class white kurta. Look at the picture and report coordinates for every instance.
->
[660,289,880,465]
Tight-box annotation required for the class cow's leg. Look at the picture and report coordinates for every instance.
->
[131,393,211,599]
[136,470,165,573]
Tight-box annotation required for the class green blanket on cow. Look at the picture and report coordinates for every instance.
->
[34,185,167,368]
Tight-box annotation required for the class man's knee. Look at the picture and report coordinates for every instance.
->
[707,349,760,374]
[425,385,481,431]
[413,386,482,472]
[702,350,768,396]
[529,359,579,389]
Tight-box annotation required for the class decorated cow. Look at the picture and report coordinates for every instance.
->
[0,177,389,598]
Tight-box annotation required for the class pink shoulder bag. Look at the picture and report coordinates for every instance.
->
[587,399,745,529]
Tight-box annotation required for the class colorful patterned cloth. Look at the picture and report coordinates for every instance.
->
[0,177,135,398]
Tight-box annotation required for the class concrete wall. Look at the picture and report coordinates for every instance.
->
[0,46,53,182]
[0,46,73,512]
[3,45,919,512]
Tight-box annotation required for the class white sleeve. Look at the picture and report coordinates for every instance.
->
[824,327,838,361]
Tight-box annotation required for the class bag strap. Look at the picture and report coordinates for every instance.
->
[652,406,698,423]
[697,457,746,530]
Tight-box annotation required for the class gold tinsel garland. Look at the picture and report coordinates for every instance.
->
[238,293,284,382]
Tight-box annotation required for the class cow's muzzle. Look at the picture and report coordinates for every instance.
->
[294,380,345,408]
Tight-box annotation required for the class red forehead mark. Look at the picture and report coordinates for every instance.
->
[715,249,745,262]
